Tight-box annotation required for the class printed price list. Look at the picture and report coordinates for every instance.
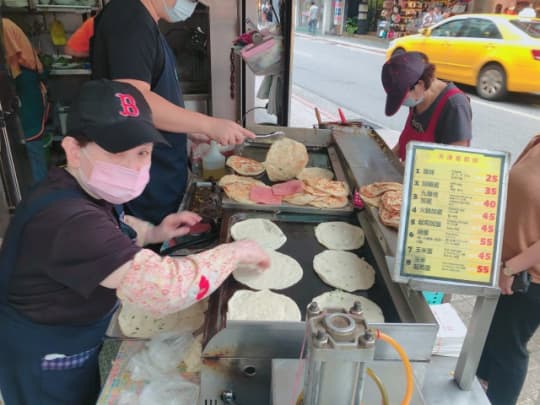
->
[400,147,505,285]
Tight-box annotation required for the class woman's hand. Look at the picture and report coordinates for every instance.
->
[147,211,202,244]
[231,240,271,270]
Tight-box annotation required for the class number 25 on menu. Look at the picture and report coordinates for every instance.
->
[395,142,510,288]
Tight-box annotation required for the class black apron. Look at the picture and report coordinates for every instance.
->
[0,190,115,405]
[125,33,188,225]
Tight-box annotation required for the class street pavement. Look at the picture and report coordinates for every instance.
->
[291,32,540,164]
[286,32,540,405]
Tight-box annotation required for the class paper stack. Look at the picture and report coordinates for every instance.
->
[430,303,467,358]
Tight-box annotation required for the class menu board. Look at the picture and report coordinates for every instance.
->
[394,143,509,287]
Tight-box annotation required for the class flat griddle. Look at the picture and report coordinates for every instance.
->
[202,210,400,343]
[221,142,353,216]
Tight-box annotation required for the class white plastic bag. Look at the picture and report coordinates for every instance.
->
[127,332,195,381]
[139,377,199,405]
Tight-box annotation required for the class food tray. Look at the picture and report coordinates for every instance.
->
[203,210,401,343]
[221,143,353,216]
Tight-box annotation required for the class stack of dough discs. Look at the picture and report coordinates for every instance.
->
[312,290,384,323]
[118,299,208,338]
[315,222,365,250]
[230,218,286,250]
[313,250,375,292]
[297,167,334,181]
[233,249,303,290]
[227,290,301,321]
[265,138,308,182]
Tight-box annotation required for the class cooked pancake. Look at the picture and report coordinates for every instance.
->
[265,138,308,182]
[226,155,265,176]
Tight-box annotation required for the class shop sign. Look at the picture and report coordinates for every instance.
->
[393,142,509,288]
[334,0,343,25]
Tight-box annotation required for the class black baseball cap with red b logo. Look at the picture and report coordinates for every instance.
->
[67,79,169,153]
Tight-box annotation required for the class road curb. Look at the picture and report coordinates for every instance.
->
[295,32,387,55]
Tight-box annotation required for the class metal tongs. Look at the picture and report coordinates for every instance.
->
[245,130,284,143]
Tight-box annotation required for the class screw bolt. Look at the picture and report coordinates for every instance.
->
[307,301,321,316]
[350,301,363,315]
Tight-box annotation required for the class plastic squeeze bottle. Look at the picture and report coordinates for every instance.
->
[202,141,226,180]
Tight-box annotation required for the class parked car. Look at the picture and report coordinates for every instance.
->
[386,14,540,100]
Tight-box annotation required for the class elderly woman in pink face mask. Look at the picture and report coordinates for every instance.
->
[0,80,269,405]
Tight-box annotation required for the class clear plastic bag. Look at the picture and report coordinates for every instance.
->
[127,332,195,381]
[139,377,199,405]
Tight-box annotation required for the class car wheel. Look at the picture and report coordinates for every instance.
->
[392,48,405,57]
[476,64,507,100]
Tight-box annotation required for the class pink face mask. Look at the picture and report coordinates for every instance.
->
[79,148,150,204]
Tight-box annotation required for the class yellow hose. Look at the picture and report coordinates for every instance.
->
[366,367,390,405]
[376,330,414,405]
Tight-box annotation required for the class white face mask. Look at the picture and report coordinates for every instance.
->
[403,95,424,108]
[163,0,197,22]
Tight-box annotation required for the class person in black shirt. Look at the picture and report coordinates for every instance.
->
[0,80,269,405]
[92,0,255,224]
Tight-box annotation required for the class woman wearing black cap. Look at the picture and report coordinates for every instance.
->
[381,51,472,161]
[0,80,269,405]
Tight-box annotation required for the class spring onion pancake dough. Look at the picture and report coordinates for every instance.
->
[313,250,375,292]
[297,167,334,181]
[265,138,308,182]
[315,222,365,250]
[233,249,303,290]
[118,300,208,338]
[312,290,385,323]
[227,290,301,321]
[230,218,286,250]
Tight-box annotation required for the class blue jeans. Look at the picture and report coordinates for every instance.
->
[25,137,48,184]
[308,19,317,33]
[477,282,540,405]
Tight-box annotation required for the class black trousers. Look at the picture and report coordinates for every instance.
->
[477,282,540,405]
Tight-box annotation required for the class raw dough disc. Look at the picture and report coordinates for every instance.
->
[230,218,286,250]
[118,299,208,339]
[297,167,334,181]
[227,289,301,321]
[233,249,303,290]
[315,221,365,250]
[312,290,385,323]
[313,250,375,292]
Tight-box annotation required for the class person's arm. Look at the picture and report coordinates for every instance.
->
[115,80,255,146]
[124,211,201,247]
[65,17,93,58]
[101,240,270,317]
[499,240,540,294]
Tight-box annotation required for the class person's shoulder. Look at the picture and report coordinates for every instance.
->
[444,83,470,106]
[31,169,111,224]
[99,0,157,32]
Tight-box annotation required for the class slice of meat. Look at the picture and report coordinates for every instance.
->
[250,186,283,205]
[272,180,304,196]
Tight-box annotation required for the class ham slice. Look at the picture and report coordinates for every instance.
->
[250,186,283,205]
[272,180,304,196]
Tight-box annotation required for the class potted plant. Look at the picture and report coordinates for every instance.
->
[345,17,358,35]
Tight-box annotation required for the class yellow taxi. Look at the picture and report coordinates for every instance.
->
[386,14,540,100]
